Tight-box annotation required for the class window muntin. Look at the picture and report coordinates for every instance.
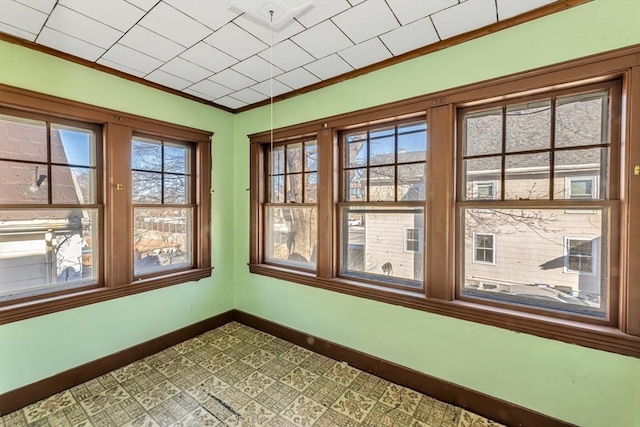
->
[132,136,194,277]
[265,139,318,270]
[340,121,427,289]
[459,85,615,319]
[472,233,495,264]
[0,112,100,301]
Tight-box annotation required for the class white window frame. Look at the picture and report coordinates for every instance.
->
[472,233,496,265]
[403,227,423,253]
[565,176,598,200]
[564,237,597,275]
[472,180,498,200]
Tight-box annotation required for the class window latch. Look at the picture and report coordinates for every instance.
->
[634,165,640,176]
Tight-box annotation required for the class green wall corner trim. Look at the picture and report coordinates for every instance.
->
[0,310,573,426]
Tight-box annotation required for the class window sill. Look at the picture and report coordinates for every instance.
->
[0,268,212,325]
[249,263,640,358]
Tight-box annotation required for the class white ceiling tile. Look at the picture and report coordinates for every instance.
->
[209,68,256,91]
[432,0,497,40]
[97,57,146,78]
[165,0,241,31]
[291,20,353,59]
[160,57,213,83]
[234,13,305,45]
[348,0,365,5]
[231,56,283,82]
[497,0,556,20]
[332,0,399,44]
[205,23,267,60]
[119,25,185,61]
[304,54,353,80]
[258,40,314,72]
[14,0,56,14]
[380,17,440,56]
[0,1,47,35]
[138,2,212,48]
[386,0,457,25]
[338,37,391,69]
[187,79,234,99]
[214,96,247,109]
[36,27,105,61]
[58,0,144,32]
[100,43,162,74]
[232,88,268,104]
[145,69,191,90]
[276,67,320,89]
[45,5,123,49]
[180,42,238,73]
[295,0,351,28]
[124,0,159,12]
[183,87,215,101]
[0,22,36,41]
[251,79,292,97]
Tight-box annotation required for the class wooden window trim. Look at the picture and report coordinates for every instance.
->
[249,45,640,357]
[0,85,212,325]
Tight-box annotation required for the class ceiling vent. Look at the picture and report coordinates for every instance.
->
[228,0,313,28]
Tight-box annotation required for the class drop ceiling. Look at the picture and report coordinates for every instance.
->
[0,0,562,112]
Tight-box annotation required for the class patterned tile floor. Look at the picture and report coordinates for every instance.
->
[1,322,503,427]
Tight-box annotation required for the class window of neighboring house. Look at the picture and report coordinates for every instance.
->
[564,237,596,274]
[340,120,427,289]
[404,228,422,253]
[0,88,212,322]
[458,84,618,319]
[472,233,495,264]
[0,112,100,301]
[265,139,318,270]
[472,181,497,200]
[132,135,194,277]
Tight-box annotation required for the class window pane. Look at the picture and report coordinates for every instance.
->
[286,173,303,203]
[305,172,317,203]
[505,152,549,199]
[0,208,98,300]
[266,206,317,269]
[506,101,551,152]
[164,174,188,204]
[465,109,502,156]
[464,156,501,200]
[0,114,47,163]
[286,143,303,173]
[305,141,317,172]
[51,124,95,167]
[52,166,95,204]
[164,143,189,174]
[398,126,426,162]
[132,138,162,171]
[0,160,48,204]
[345,169,366,201]
[554,147,606,200]
[397,163,425,201]
[370,135,395,165]
[132,171,162,203]
[345,132,367,168]
[555,92,606,148]
[462,208,606,317]
[134,207,192,275]
[271,146,284,174]
[369,166,395,201]
[271,175,284,203]
[342,207,424,288]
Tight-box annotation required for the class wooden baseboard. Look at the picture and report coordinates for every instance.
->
[0,309,573,427]
[0,310,234,416]
[234,310,574,427]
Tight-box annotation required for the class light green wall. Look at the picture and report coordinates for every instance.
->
[234,2,640,427]
[0,41,236,392]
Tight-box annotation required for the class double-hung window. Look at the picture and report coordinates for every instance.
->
[0,86,212,322]
[458,82,619,318]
